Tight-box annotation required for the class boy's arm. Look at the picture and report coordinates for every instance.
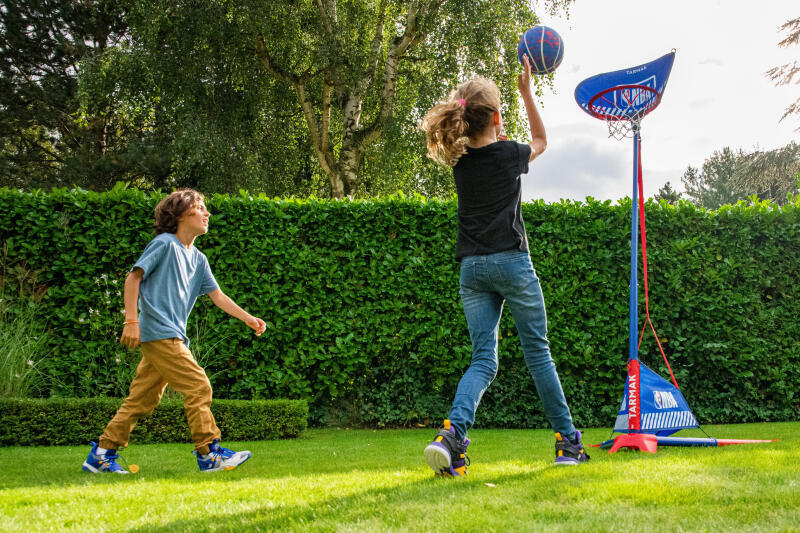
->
[208,289,266,336]
[120,268,143,349]
[518,55,547,162]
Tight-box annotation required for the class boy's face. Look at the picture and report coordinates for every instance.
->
[178,200,210,236]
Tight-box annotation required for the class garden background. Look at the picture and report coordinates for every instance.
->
[2,186,798,430]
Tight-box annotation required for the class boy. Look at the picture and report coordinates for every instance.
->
[82,189,266,474]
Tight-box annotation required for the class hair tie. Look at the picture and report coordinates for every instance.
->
[458,98,466,107]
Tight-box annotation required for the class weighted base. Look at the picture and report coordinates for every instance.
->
[608,433,658,454]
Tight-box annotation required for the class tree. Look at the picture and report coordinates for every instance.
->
[733,142,800,204]
[0,0,139,189]
[766,17,800,130]
[681,143,800,209]
[681,147,747,209]
[653,181,681,205]
[125,0,572,198]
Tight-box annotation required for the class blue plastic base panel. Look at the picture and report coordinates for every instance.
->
[655,437,718,447]
[598,436,718,449]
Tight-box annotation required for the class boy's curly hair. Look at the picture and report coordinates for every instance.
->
[153,189,205,235]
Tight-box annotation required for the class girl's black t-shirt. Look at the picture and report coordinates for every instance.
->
[452,140,532,260]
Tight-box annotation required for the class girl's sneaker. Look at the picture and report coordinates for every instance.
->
[424,419,470,476]
[554,430,590,466]
[81,441,130,474]
[194,439,252,472]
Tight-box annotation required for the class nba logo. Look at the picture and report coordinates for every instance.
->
[654,390,678,409]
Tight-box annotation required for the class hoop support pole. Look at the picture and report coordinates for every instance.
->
[629,126,640,363]
[625,125,642,431]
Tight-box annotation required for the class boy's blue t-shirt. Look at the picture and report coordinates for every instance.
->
[133,233,219,345]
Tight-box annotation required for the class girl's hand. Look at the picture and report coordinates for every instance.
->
[120,323,141,349]
[518,54,532,95]
[246,316,267,336]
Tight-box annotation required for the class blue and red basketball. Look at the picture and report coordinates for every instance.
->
[517,25,564,75]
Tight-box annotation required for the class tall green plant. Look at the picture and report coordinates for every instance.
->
[0,298,48,398]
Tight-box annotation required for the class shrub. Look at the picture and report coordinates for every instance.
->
[0,397,308,446]
[1,187,798,428]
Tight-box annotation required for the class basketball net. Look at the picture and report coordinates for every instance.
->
[594,85,660,141]
[606,115,639,141]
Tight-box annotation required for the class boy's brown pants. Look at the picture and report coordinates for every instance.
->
[99,338,221,455]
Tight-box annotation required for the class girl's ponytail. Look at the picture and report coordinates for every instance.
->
[420,99,470,166]
[420,77,502,167]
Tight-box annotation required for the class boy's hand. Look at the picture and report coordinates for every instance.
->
[120,323,141,349]
[246,316,267,336]
[518,54,532,95]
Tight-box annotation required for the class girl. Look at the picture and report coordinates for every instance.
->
[420,56,588,475]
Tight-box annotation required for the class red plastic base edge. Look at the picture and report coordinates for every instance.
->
[608,433,658,454]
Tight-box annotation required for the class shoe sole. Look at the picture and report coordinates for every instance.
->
[554,459,579,466]
[200,451,252,473]
[82,462,129,474]
[82,462,100,473]
[424,442,453,475]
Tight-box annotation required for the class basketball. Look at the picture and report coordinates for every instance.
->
[517,25,564,75]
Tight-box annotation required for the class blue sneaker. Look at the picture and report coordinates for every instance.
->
[194,439,252,472]
[424,420,470,477]
[82,441,130,474]
[554,430,590,466]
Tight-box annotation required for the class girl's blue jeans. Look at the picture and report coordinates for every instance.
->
[449,250,576,440]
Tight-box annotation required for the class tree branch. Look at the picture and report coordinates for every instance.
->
[321,82,332,155]
[365,0,388,83]
[296,83,337,178]
[358,0,444,147]
[254,35,298,86]
[314,0,338,42]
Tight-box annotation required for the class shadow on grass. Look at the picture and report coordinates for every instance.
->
[120,467,579,532]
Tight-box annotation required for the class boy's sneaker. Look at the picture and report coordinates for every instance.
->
[194,439,251,472]
[82,441,130,474]
[424,419,470,477]
[554,430,590,466]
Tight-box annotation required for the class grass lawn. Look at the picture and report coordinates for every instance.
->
[1,422,798,532]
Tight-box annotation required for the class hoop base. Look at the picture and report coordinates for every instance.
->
[608,433,658,454]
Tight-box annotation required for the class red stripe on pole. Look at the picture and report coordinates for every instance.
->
[627,359,641,430]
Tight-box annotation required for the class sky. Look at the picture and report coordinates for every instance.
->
[521,0,798,203]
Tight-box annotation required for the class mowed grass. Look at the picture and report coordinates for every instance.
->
[1,422,798,532]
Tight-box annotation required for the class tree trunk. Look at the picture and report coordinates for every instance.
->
[339,140,362,197]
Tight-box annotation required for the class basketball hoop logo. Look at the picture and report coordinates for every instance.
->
[654,390,678,410]
[575,52,675,139]
[620,75,657,109]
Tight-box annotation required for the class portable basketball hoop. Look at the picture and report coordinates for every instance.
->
[574,51,777,453]
[587,84,660,140]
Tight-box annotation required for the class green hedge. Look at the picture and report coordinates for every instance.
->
[1,187,799,428]
[0,397,308,446]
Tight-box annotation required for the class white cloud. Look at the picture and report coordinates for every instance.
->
[697,58,725,67]
[523,0,799,202]
[522,134,628,202]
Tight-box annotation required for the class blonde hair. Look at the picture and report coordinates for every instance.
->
[420,77,502,167]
